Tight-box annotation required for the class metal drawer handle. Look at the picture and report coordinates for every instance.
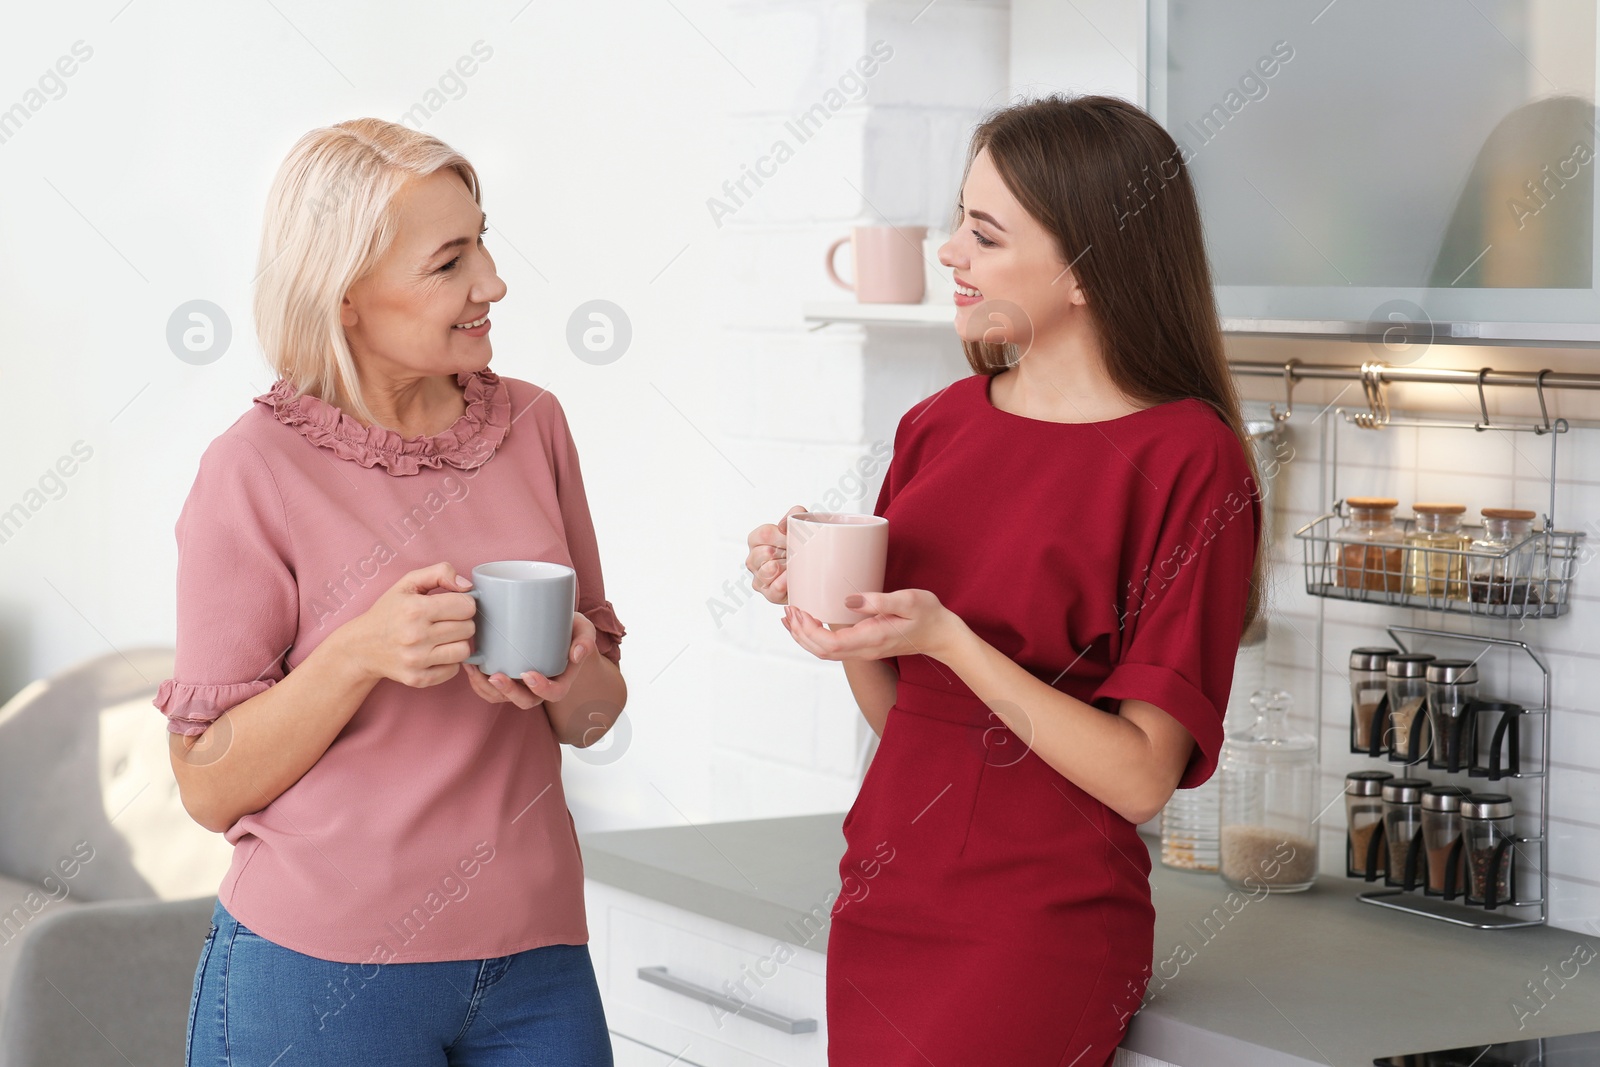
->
[635,966,818,1035]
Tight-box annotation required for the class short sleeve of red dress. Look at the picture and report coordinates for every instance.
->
[1085,405,1261,789]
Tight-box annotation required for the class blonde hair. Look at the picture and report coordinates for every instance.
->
[252,118,481,428]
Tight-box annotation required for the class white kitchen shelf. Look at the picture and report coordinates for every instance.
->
[802,301,955,328]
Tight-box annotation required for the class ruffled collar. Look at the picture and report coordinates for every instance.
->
[254,368,511,476]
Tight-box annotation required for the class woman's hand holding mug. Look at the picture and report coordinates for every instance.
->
[463,611,597,710]
[339,561,595,711]
[341,562,479,689]
[746,505,807,605]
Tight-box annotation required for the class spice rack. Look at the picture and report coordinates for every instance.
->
[1292,408,1585,619]
[1295,510,1581,619]
[1351,627,1550,930]
[1231,359,1592,930]
[1289,408,1561,928]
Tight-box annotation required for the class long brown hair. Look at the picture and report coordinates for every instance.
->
[956,94,1266,634]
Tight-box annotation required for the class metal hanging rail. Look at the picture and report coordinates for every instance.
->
[1228,359,1600,432]
[1229,360,1600,391]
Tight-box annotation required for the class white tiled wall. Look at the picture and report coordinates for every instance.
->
[1236,376,1600,937]
[685,0,1006,819]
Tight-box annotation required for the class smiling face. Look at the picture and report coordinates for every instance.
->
[939,146,1087,352]
[339,168,507,380]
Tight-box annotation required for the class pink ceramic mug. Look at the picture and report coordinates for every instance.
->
[787,512,889,625]
[825,226,927,304]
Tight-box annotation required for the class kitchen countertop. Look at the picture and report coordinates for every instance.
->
[582,813,1600,1066]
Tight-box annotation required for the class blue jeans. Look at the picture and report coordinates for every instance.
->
[186,898,614,1066]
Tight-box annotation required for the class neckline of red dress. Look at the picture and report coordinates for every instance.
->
[977,373,1197,427]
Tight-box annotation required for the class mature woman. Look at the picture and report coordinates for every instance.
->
[159,118,627,1065]
[745,95,1265,1065]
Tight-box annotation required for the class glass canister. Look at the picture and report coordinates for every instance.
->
[1159,782,1219,872]
[1462,793,1517,908]
[1344,771,1393,879]
[1159,617,1270,872]
[1405,503,1470,601]
[1419,786,1472,897]
[1468,508,1541,610]
[1384,653,1436,764]
[1425,659,1479,772]
[1349,647,1398,754]
[1334,497,1405,593]
[1381,777,1432,889]
[1218,689,1319,893]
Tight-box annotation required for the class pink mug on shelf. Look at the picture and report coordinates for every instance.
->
[824,226,927,304]
[786,512,889,626]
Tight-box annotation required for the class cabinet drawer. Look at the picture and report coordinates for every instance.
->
[588,882,828,1067]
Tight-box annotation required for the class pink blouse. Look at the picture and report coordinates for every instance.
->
[153,367,625,964]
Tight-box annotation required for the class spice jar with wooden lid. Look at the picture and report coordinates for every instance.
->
[1405,503,1471,601]
[1468,508,1541,608]
[1334,497,1405,593]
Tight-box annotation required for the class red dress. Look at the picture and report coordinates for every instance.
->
[826,374,1259,1067]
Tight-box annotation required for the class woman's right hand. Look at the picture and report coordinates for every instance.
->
[745,505,806,605]
[340,562,478,688]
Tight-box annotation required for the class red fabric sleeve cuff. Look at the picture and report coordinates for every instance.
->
[583,600,626,666]
[153,678,276,737]
[1091,662,1224,789]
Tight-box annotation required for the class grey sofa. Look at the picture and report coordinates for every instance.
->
[0,647,232,1067]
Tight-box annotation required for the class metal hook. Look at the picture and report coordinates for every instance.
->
[1534,369,1553,435]
[1354,361,1389,429]
[1270,358,1299,423]
[1475,367,1493,431]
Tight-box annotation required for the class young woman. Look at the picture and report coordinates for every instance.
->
[161,119,626,1065]
[745,95,1264,1065]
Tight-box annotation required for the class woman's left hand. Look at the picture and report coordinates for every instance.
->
[782,589,966,663]
[463,611,598,710]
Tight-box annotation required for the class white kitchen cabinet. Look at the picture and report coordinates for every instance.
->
[586,879,1179,1067]
[611,1033,706,1066]
[586,879,827,1067]
[1112,1050,1180,1067]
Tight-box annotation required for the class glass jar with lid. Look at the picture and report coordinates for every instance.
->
[1462,793,1517,908]
[1218,689,1318,893]
[1344,770,1393,879]
[1349,647,1397,755]
[1334,497,1405,594]
[1419,785,1472,897]
[1381,777,1433,889]
[1467,508,1541,611]
[1405,503,1470,601]
[1425,659,1478,772]
[1385,653,1435,764]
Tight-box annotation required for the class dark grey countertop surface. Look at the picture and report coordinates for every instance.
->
[580,813,1600,1067]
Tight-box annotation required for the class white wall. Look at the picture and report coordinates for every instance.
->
[0,3,1005,838]
[642,0,1008,825]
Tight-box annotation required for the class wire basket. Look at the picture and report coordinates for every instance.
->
[1294,508,1583,619]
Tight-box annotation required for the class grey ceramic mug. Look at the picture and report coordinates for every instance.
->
[464,560,577,678]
